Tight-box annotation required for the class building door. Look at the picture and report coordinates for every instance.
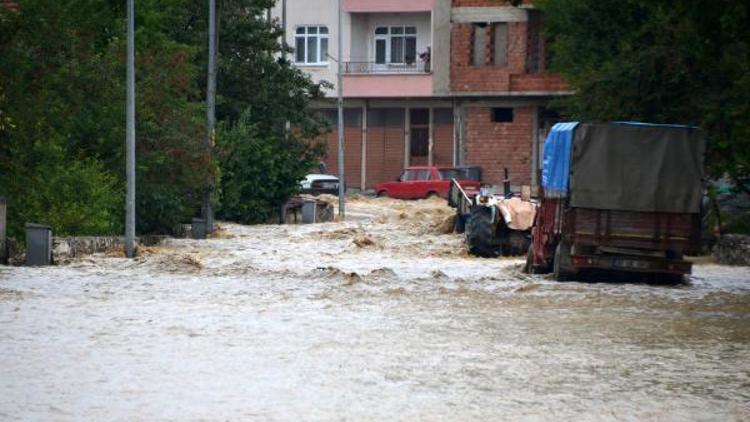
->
[410,108,429,166]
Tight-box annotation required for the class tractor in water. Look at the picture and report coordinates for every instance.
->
[448,169,538,257]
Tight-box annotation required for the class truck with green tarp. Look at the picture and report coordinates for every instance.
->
[525,122,705,281]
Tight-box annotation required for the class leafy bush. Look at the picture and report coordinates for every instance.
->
[0,0,212,237]
[216,111,324,224]
[1,141,121,240]
[0,0,328,238]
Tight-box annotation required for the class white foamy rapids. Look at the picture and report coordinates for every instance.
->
[0,196,749,420]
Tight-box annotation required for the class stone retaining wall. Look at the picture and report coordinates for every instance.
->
[51,235,167,263]
[713,234,750,266]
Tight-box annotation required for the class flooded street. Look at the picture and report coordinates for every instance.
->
[1,197,749,421]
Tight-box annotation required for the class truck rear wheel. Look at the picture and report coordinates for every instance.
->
[466,206,497,257]
[553,242,575,281]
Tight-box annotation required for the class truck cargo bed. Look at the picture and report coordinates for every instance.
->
[566,208,700,253]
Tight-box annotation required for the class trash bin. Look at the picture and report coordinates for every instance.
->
[25,223,53,266]
[301,200,317,224]
[192,218,207,239]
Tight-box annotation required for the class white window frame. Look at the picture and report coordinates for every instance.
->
[294,25,329,65]
[373,25,417,65]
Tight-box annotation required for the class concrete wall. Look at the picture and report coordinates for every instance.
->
[343,0,434,12]
[350,13,369,61]
[272,0,351,95]
[275,2,437,96]
[432,0,452,94]
[344,74,433,97]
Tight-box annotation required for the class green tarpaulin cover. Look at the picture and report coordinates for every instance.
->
[569,122,705,213]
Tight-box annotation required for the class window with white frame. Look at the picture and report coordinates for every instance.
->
[374,26,417,65]
[295,26,329,65]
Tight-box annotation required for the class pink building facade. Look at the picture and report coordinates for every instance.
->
[273,0,570,191]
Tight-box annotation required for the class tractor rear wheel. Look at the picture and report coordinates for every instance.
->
[465,206,498,257]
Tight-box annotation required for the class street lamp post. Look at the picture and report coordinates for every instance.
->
[336,0,345,218]
[204,0,217,233]
[125,0,136,258]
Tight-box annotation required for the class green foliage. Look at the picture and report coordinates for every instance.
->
[0,0,211,238]
[537,0,750,183]
[0,1,125,239]
[0,140,121,240]
[211,1,328,223]
[0,0,326,239]
[217,112,324,224]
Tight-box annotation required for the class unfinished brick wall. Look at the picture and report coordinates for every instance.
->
[463,106,533,186]
[449,3,568,93]
[509,74,567,91]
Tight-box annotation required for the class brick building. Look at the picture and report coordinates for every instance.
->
[273,0,569,192]
[0,0,18,11]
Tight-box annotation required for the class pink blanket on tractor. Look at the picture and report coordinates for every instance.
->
[497,197,537,231]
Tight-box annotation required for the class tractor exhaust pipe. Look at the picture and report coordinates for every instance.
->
[503,167,511,198]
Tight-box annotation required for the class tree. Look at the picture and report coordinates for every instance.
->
[211,0,329,223]
[0,0,328,240]
[537,0,750,185]
[0,1,125,239]
[216,111,324,224]
[0,0,212,237]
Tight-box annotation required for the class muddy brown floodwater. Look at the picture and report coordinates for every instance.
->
[1,196,749,421]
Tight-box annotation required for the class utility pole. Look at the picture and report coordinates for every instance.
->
[204,0,217,233]
[125,0,136,258]
[336,0,345,218]
[282,0,287,55]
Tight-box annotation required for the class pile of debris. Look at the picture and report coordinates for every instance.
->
[280,195,335,224]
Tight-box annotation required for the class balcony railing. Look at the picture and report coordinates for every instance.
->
[344,61,431,74]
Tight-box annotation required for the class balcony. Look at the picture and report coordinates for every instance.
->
[344,61,431,74]
[343,69,433,98]
[342,9,433,97]
[342,0,434,13]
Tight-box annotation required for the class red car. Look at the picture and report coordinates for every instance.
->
[375,166,482,199]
